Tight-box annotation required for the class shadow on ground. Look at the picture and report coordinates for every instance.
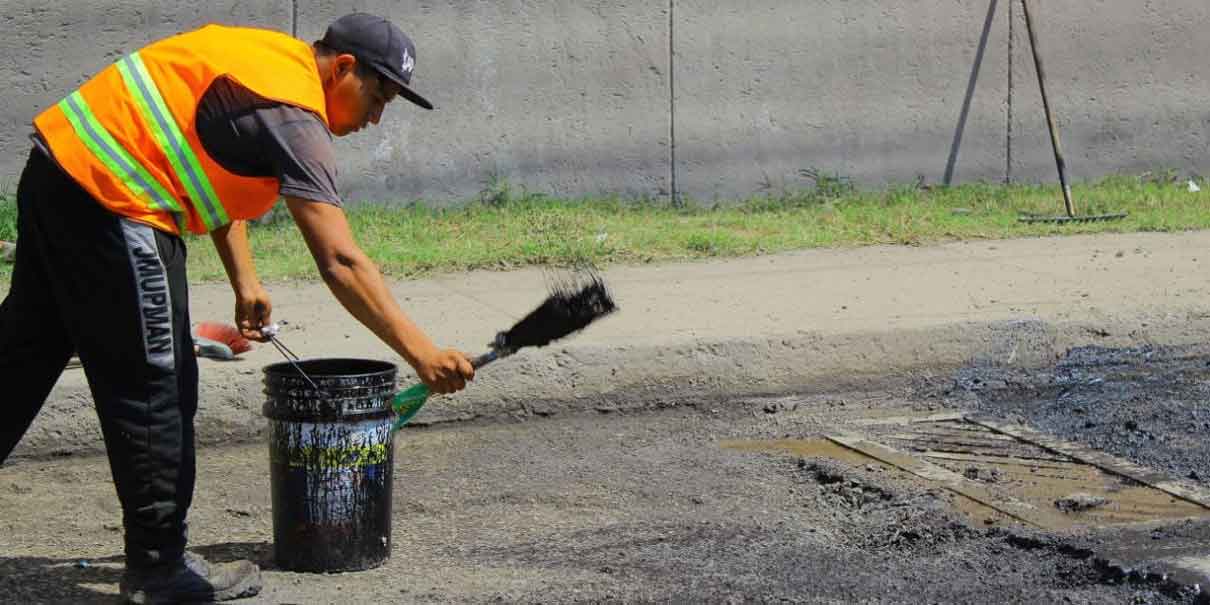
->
[0,541,269,604]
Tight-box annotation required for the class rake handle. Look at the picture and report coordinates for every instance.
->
[1021,0,1076,218]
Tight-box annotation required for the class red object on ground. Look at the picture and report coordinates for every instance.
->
[194,322,252,355]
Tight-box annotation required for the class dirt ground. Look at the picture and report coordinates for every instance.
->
[3,360,1206,604]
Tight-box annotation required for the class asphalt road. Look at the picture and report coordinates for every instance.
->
[2,386,1200,604]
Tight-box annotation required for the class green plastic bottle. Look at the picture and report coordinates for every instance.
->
[390,383,431,432]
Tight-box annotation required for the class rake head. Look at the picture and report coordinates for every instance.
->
[1018,212,1128,224]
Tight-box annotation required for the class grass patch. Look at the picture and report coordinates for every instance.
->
[0,171,1207,283]
[0,181,15,244]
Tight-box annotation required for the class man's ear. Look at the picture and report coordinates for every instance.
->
[332,54,357,80]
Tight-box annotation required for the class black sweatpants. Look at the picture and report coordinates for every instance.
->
[0,149,198,568]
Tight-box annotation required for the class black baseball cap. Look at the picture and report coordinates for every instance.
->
[320,13,434,110]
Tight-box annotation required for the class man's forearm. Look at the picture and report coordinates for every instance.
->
[210,221,260,296]
[318,249,437,368]
[284,196,472,392]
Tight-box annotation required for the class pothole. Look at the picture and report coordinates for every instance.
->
[726,412,1210,531]
[726,411,1210,601]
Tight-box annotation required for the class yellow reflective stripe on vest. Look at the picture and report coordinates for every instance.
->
[57,92,182,217]
[117,52,229,230]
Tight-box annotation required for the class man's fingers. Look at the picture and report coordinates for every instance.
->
[435,373,468,395]
[237,316,267,342]
[458,355,475,380]
[419,351,476,395]
[256,302,272,324]
[239,327,268,342]
[246,330,270,343]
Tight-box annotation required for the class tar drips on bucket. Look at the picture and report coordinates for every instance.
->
[263,358,398,572]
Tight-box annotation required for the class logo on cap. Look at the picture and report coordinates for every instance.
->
[400,49,415,77]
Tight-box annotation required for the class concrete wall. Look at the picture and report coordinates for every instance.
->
[675,0,1010,200]
[1007,0,1210,183]
[1,1,1207,205]
[0,1,292,190]
[296,0,671,204]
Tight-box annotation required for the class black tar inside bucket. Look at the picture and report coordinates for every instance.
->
[263,358,397,572]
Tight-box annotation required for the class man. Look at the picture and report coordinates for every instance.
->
[0,13,474,604]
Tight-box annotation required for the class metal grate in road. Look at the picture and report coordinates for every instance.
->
[835,414,1210,530]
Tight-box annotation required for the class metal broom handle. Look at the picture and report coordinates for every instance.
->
[261,323,322,392]
[469,333,514,369]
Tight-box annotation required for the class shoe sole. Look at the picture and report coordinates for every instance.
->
[123,568,262,604]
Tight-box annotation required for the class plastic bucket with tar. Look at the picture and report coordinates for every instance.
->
[263,358,397,572]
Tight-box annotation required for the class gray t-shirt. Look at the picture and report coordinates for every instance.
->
[33,75,342,207]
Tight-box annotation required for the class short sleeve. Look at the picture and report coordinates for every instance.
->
[257,105,344,206]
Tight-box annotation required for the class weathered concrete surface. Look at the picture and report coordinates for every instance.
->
[673,0,1010,200]
[0,1,292,189]
[2,2,1208,203]
[285,0,671,204]
[8,230,1210,461]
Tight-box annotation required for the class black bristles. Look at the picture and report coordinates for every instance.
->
[499,272,617,350]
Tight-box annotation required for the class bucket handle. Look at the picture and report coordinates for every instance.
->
[263,323,324,393]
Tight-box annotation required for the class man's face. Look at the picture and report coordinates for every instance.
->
[324,55,401,137]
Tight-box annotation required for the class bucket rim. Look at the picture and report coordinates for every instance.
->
[262,358,398,380]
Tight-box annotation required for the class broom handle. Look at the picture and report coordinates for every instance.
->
[1021,0,1076,218]
[471,349,501,369]
[404,347,508,395]
[390,347,512,431]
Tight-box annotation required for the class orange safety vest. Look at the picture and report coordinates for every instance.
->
[34,25,329,235]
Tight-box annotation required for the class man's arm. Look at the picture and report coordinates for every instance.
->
[284,196,473,394]
[210,220,273,340]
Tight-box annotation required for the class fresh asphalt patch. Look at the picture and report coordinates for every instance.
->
[937,344,1210,487]
[917,343,1210,603]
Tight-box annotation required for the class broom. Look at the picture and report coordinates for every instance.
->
[193,321,253,360]
[391,271,617,431]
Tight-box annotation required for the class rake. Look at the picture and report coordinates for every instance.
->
[1017,0,1126,225]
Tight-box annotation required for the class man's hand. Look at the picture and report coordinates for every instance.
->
[414,347,475,394]
[235,284,273,342]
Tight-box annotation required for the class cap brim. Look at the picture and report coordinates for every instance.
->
[376,67,434,110]
[399,85,434,111]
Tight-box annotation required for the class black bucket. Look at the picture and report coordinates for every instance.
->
[263,358,397,572]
